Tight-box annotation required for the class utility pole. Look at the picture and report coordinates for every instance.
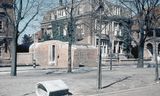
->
[97,0,103,89]
[153,30,159,81]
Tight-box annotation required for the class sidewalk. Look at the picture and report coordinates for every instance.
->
[0,66,42,75]
[0,65,159,96]
[101,83,160,96]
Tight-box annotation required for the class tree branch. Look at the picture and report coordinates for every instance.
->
[18,4,39,35]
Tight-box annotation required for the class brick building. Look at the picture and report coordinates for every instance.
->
[40,0,131,60]
[29,40,97,68]
[40,0,160,61]
[31,0,160,68]
[131,6,160,61]
[0,0,14,64]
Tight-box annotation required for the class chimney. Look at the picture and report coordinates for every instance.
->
[59,0,63,6]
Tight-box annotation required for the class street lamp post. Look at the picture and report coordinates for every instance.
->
[109,32,113,71]
[33,33,36,68]
[97,0,104,89]
[153,30,159,81]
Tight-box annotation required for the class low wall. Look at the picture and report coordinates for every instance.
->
[73,46,97,67]
[103,58,152,65]
[17,53,33,65]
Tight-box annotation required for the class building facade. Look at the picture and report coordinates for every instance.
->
[29,40,97,67]
[40,0,131,60]
[0,0,14,64]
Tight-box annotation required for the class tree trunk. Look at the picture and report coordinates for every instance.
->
[137,20,145,68]
[67,0,74,73]
[10,31,17,76]
[137,43,144,68]
[153,30,159,81]
[68,42,72,72]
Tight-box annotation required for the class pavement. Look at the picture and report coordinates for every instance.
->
[103,83,160,96]
[0,65,160,96]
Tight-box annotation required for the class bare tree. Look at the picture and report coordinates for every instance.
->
[119,0,160,68]
[1,0,42,76]
[61,0,86,72]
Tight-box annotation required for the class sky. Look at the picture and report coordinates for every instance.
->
[18,0,59,44]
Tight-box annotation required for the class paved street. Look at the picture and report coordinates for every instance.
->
[0,65,160,96]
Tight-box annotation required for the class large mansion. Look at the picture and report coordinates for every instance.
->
[30,0,160,67]
[40,0,131,60]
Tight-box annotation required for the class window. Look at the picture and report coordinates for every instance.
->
[49,45,56,65]
[58,26,60,35]
[77,7,80,15]
[0,47,1,56]
[52,45,55,61]
[0,21,3,32]
[63,26,67,36]
[51,13,55,20]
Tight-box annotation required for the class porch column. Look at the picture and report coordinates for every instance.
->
[115,42,119,53]
[106,45,108,54]
[120,45,123,54]
[112,40,114,53]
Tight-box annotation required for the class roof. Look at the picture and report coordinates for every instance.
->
[0,0,13,3]
[0,0,13,9]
